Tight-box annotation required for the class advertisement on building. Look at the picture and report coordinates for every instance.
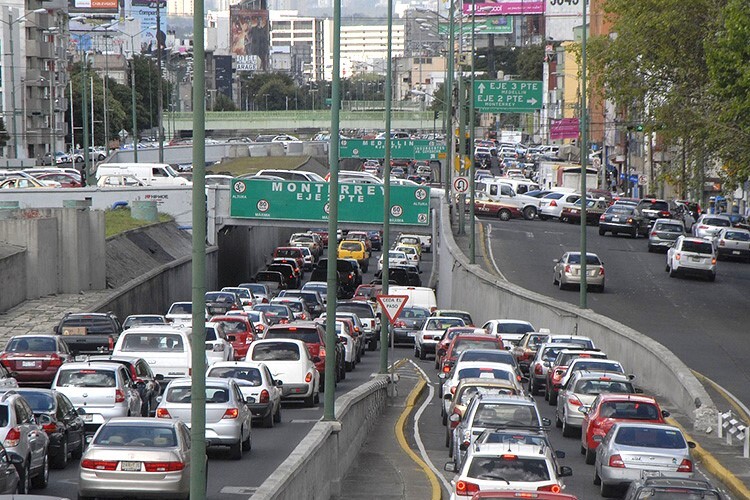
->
[126,0,166,52]
[439,16,513,35]
[230,7,269,72]
[461,0,545,16]
[68,0,121,15]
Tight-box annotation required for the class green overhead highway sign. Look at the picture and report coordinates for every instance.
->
[230,179,430,226]
[339,139,445,160]
[473,80,543,113]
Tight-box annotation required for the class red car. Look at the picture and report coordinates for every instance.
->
[0,335,73,386]
[546,350,606,405]
[471,492,578,499]
[35,172,82,188]
[352,284,382,303]
[472,192,524,221]
[580,394,669,464]
[273,247,306,270]
[434,327,482,370]
[209,315,258,360]
[439,332,503,374]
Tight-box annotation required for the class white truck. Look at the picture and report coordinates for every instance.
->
[538,161,598,191]
[474,177,541,220]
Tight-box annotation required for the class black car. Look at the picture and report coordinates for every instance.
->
[253,271,286,296]
[392,265,422,287]
[598,204,649,238]
[392,306,430,345]
[266,263,301,289]
[624,477,723,499]
[312,259,361,297]
[14,389,85,469]
[54,312,123,355]
[277,290,326,318]
[374,267,411,286]
[204,291,243,315]
[636,198,674,225]
[367,231,383,251]
[86,356,162,415]
[253,303,294,326]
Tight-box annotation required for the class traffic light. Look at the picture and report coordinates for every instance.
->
[434,110,440,120]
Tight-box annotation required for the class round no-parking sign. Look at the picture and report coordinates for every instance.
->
[453,176,470,194]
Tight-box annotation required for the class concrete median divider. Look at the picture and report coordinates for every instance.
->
[250,375,390,500]
[435,202,716,431]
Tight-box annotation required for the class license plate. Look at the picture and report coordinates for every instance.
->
[612,216,620,222]
[691,257,702,262]
[120,461,141,472]
[733,250,741,255]
[82,414,93,422]
[408,332,416,337]
[21,361,37,368]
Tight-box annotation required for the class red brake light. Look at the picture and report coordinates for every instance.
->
[305,372,313,383]
[108,335,114,351]
[442,365,451,373]
[609,454,625,468]
[156,408,171,419]
[42,421,59,434]
[455,480,480,496]
[81,459,118,471]
[550,200,557,207]
[48,354,63,367]
[538,484,562,493]
[569,395,582,406]
[677,459,693,472]
[260,389,270,403]
[650,232,657,237]
[4,428,20,447]
[115,389,126,403]
[564,265,571,273]
[534,364,543,375]
[222,408,239,419]
[144,461,185,472]
[501,454,518,460]
[599,214,606,221]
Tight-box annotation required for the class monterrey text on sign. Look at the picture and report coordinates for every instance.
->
[230,179,430,226]
[473,80,543,113]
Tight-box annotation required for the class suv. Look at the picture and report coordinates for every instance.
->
[692,214,731,239]
[527,343,585,395]
[0,392,50,492]
[546,350,607,405]
[667,235,717,281]
[338,240,370,272]
[311,259,362,297]
[54,312,123,356]
[450,394,549,469]
[636,198,674,225]
[648,218,685,252]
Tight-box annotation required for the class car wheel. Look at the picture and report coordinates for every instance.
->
[497,209,512,221]
[669,265,678,278]
[414,345,420,358]
[631,228,638,238]
[141,399,150,417]
[346,361,354,372]
[72,437,84,459]
[419,347,426,360]
[242,428,252,450]
[304,392,315,407]
[52,437,68,469]
[368,339,377,351]
[601,481,618,497]
[539,214,549,221]
[598,227,606,236]
[580,444,586,455]
[530,379,541,396]
[558,279,566,291]
[562,418,576,438]
[555,409,563,428]
[314,391,320,404]
[262,408,274,428]
[273,403,282,423]
[548,390,558,406]
[319,377,325,393]
[553,273,559,286]
[647,245,654,253]
[522,206,536,220]
[31,454,48,489]
[229,439,243,460]
[593,467,601,486]
[585,447,596,465]
[17,461,30,494]
[707,272,716,282]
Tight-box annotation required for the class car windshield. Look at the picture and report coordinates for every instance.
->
[388,252,407,259]
[599,401,660,419]
[6,337,56,352]
[224,288,251,299]
[570,361,622,373]
[607,205,635,214]
[275,249,301,259]
[265,328,319,343]
[681,241,713,254]
[467,456,550,482]
[526,334,550,348]
[703,218,730,227]
[168,303,192,315]
[213,320,248,334]
[337,303,375,318]
[549,338,594,349]
[205,292,235,303]
[57,369,116,388]
[251,342,301,361]
[165,386,229,404]
[205,327,220,341]
[458,367,513,382]
[340,242,362,251]
[615,427,687,449]
[639,201,669,211]
[473,403,539,427]
[208,367,263,386]
[402,307,429,319]
[654,223,683,233]
[495,323,533,334]
[17,391,55,412]
[240,284,267,295]
[425,318,465,330]
[94,425,177,447]
[482,432,547,447]
[123,316,166,328]
[274,301,303,313]
[567,254,602,265]
[120,333,185,352]
[634,490,719,499]
[573,379,634,395]
[460,351,513,365]
[255,305,290,317]
[453,339,499,355]
[542,346,573,362]
[459,386,516,404]
[724,231,750,241]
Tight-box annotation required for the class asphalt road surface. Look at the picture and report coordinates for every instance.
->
[481,217,750,408]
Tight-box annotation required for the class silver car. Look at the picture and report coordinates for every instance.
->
[51,362,142,433]
[647,218,685,252]
[207,361,283,428]
[552,251,605,292]
[78,418,195,500]
[414,317,466,360]
[692,214,731,239]
[156,377,252,460]
[713,227,750,262]
[594,422,695,497]
[0,393,49,493]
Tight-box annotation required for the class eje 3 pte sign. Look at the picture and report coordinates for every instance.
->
[339,139,446,160]
[473,80,543,113]
[230,179,430,226]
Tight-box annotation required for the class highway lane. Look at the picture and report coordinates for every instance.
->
[482,218,750,407]
[41,239,435,500]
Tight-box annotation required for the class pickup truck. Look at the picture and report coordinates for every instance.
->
[54,312,123,355]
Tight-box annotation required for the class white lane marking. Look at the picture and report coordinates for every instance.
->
[220,486,258,494]
[408,359,453,494]
[526,232,534,238]
[486,225,508,281]
[289,419,320,423]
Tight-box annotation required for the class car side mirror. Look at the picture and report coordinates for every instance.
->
[444,462,456,473]
[592,435,603,443]
[688,441,696,449]
[155,374,165,382]
[437,349,446,357]
[6,453,24,466]
[438,373,446,380]
[628,374,636,381]
[661,410,670,418]
[276,380,283,386]
[76,407,86,416]
[555,450,566,459]
[559,465,573,477]
[36,414,52,426]
[443,393,452,400]
[245,396,255,404]
[542,417,551,427]
[449,414,460,423]
[634,387,644,394]
[552,259,559,264]
[578,406,590,414]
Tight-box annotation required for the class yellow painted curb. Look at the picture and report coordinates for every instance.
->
[478,222,498,277]
[666,417,750,499]
[394,376,441,500]
[691,369,750,425]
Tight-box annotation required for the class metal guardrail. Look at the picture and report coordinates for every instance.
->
[717,410,749,458]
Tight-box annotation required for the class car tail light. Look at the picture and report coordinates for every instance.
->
[599,214,606,221]
[550,200,557,207]
[699,225,708,229]
[42,421,59,434]
[48,354,63,368]
[538,484,562,493]
[712,257,717,265]
[677,459,693,472]
[156,408,171,419]
[609,454,625,468]
[450,386,457,395]
[719,240,725,246]
[4,428,20,447]
[320,347,326,358]
[115,389,126,403]
[108,335,115,351]
[564,265,571,273]
[245,335,254,344]
[650,232,657,237]
[568,395,582,406]
[81,459,118,471]
[534,364,543,375]
[279,319,288,324]
[262,298,269,304]
[212,344,225,352]
[222,408,239,419]
[260,389,270,404]
[394,321,405,328]
[144,461,185,472]
[675,253,681,260]
[300,313,307,320]
[455,480,480,496]
[660,211,671,217]
[627,217,634,224]
[305,372,313,383]
[599,266,605,276]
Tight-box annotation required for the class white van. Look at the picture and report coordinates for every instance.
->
[96,163,191,186]
[112,326,195,382]
[389,286,437,312]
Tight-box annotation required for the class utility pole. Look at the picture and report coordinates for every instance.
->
[579,0,589,309]
[469,4,476,264]
[443,0,455,195]
[157,1,164,162]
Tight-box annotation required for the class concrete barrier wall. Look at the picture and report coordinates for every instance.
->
[0,245,27,312]
[436,202,715,429]
[250,376,389,500]
[217,225,298,288]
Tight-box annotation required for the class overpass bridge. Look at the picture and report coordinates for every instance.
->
[172,110,439,134]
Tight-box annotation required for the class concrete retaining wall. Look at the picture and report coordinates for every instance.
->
[217,225,299,288]
[0,245,27,312]
[250,375,389,500]
[436,202,715,429]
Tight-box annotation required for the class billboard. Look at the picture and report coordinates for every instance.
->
[462,0,545,16]
[68,0,121,15]
[125,0,164,53]
[230,8,269,72]
[439,16,513,35]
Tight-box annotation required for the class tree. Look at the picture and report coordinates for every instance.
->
[516,45,544,81]
[212,93,237,111]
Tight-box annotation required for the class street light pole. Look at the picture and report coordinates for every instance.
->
[82,53,92,185]
[469,4,477,264]
[579,0,589,309]
[7,13,19,159]
[457,11,466,235]
[444,1,455,195]
[157,1,164,162]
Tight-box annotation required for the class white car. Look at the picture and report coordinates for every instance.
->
[481,319,535,348]
[439,360,519,411]
[207,360,282,428]
[335,321,358,371]
[221,287,259,308]
[692,214,731,239]
[237,283,271,304]
[666,235,717,281]
[539,192,584,220]
[271,134,300,149]
[414,316,466,360]
[52,362,141,430]
[205,324,234,365]
[112,327,197,383]
[246,339,320,407]
[378,250,409,272]
[165,301,204,326]
[394,245,420,267]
